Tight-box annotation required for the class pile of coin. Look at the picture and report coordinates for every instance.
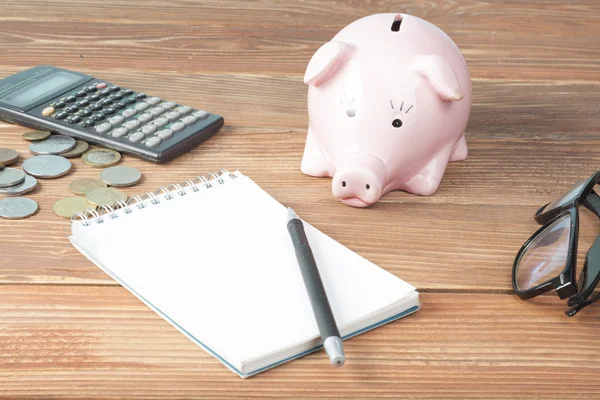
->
[0,129,143,220]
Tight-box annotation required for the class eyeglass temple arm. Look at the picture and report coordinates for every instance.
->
[583,190,600,219]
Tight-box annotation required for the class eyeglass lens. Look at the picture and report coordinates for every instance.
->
[543,179,586,214]
[515,213,571,291]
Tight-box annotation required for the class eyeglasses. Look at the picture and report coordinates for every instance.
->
[512,170,600,316]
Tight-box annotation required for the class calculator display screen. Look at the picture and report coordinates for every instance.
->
[2,71,82,108]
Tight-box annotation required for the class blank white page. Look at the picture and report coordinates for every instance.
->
[70,172,416,374]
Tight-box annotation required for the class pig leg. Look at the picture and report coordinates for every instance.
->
[300,127,333,177]
[401,147,453,195]
[449,134,468,162]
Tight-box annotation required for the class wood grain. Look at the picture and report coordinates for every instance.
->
[1,0,600,398]
[0,286,599,399]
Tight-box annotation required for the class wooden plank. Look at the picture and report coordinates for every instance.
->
[0,286,598,399]
[0,16,598,80]
[0,70,598,138]
[1,125,599,288]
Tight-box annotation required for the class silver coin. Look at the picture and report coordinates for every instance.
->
[0,197,38,219]
[29,135,76,155]
[0,175,38,196]
[100,166,142,187]
[0,168,26,188]
[22,155,72,179]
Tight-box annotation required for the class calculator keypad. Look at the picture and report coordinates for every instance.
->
[41,81,212,151]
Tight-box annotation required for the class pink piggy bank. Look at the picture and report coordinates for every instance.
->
[301,13,471,207]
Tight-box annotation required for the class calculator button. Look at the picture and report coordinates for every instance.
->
[153,117,169,127]
[101,99,113,106]
[182,115,197,125]
[42,107,55,117]
[100,89,111,97]
[165,111,180,121]
[134,102,149,111]
[193,110,209,119]
[77,100,90,107]
[157,129,173,139]
[90,103,103,111]
[89,94,100,102]
[111,127,128,137]
[141,125,157,135]
[76,90,87,97]
[145,136,162,148]
[114,101,126,110]
[108,115,124,125]
[82,119,95,128]
[150,106,165,116]
[104,107,116,115]
[65,95,77,103]
[137,112,153,123]
[176,106,192,115]
[66,105,79,113]
[80,109,93,117]
[129,132,144,142]
[51,101,66,109]
[122,89,133,96]
[122,108,137,118]
[161,101,176,110]
[124,97,136,105]
[146,97,161,105]
[67,115,81,124]
[135,93,147,100]
[109,86,120,92]
[55,111,68,120]
[96,82,108,89]
[123,120,141,130]
[95,122,112,134]
[171,122,185,132]
[92,113,106,121]
[110,93,123,101]
[86,86,97,92]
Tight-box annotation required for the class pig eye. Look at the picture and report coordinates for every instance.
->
[392,118,403,128]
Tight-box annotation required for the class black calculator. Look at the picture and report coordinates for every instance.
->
[0,66,224,163]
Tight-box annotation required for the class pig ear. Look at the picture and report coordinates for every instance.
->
[412,55,463,101]
[304,41,353,87]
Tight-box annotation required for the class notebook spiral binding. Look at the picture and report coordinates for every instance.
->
[72,169,237,227]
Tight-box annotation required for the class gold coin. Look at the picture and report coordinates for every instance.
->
[82,148,122,168]
[22,130,51,141]
[0,148,19,167]
[60,140,89,158]
[69,178,108,196]
[53,196,92,219]
[85,187,127,206]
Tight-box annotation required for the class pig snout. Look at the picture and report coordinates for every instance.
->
[332,157,386,207]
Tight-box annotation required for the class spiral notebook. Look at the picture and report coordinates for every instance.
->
[69,170,419,378]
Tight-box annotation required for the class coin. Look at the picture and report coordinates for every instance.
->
[0,175,38,196]
[29,135,76,155]
[82,148,121,168]
[0,148,19,167]
[0,168,26,188]
[100,166,142,187]
[85,187,127,206]
[69,178,108,196]
[60,140,89,158]
[22,130,51,141]
[53,196,92,219]
[22,155,72,179]
[0,197,38,219]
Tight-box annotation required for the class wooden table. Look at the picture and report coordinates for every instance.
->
[1,1,599,398]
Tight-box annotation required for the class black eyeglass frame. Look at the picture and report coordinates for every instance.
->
[512,170,600,316]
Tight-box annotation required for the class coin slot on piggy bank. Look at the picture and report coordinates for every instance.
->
[301,13,472,208]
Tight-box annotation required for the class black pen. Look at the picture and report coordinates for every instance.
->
[286,207,345,366]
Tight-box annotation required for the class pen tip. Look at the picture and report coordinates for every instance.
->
[287,207,299,222]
